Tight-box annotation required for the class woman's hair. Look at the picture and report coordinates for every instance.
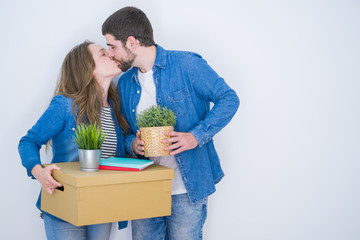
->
[102,6,155,47]
[54,40,129,133]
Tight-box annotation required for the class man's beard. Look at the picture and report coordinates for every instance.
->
[117,58,134,72]
[114,51,135,72]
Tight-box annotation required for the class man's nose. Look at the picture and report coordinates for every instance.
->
[108,49,114,58]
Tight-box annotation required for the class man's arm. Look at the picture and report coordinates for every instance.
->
[164,52,239,154]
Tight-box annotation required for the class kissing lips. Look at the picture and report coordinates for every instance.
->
[112,59,121,69]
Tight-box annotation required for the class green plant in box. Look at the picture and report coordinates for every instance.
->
[137,105,176,128]
[74,123,107,150]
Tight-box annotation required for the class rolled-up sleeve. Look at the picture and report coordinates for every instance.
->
[18,95,66,178]
[188,53,240,147]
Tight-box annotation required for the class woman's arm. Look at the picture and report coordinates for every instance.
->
[18,95,68,193]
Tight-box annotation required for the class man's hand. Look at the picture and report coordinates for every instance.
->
[132,131,145,155]
[163,131,199,155]
[31,164,62,195]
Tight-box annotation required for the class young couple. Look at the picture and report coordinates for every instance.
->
[18,6,239,240]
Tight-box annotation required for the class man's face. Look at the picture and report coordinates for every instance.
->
[105,34,135,72]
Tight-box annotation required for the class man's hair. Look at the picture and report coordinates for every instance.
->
[102,6,155,47]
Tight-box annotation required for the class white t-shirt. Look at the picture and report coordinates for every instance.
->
[137,69,187,195]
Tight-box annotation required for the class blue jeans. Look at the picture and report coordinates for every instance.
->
[132,194,208,240]
[43,212,112,240]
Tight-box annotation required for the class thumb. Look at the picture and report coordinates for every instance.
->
[136,131,141,138]
[52,164,61,170]
[48,164,61,172]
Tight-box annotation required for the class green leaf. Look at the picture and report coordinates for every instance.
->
[74,122,107,150]
[136,105,176,128]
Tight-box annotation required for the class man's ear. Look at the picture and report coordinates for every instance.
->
[126,36,139,51]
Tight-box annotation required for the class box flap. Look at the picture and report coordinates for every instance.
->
[46,162,174,187]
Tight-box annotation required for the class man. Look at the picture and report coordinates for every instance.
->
[102,7,239,240]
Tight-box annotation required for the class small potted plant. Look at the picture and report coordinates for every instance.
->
[137,106,176,157]
[74,123,106,172]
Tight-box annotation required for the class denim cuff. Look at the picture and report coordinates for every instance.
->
[125,134,137,156]
[189,124,211,148]
[26,160,42,179]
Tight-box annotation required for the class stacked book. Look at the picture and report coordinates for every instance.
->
[99,157,154,171]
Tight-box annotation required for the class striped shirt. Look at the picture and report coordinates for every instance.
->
[100,107,117,159]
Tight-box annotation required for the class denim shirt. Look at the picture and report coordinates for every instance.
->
[18,94,128,228]
[118,45,240,204]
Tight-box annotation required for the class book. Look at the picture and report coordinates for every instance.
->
[99,157,154,171]
[98,165,152,171]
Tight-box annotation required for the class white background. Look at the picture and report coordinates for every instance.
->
[1,0,360,239]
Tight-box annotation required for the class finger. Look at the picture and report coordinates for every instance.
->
[137,139,145,146]
[48,164,60,171]
[136,131,141,138]
[45,165,60,175]
[136,149,144,155]
[165,131,179,137]
[52,164,61,170]
[47,188,54,195]
[49,178,62,188]
[165,142,181,151]
[54,181,63,188]
[134,145,144,155]
[163,137,179,144]
[169,146,186,156]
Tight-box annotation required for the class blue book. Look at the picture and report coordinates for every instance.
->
[99,157,154,171]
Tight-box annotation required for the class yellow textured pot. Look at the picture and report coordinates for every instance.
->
[140,126,174,157]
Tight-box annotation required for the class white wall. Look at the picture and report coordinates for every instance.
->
[1,0,360,239]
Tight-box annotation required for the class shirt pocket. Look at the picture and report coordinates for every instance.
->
[169,88,193,117]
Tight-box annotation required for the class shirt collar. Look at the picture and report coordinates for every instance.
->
[153,44,166,69]
[131,44,166,82]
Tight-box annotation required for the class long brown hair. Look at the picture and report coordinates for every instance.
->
[55,40,129,132]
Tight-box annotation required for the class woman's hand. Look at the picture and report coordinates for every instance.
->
[132,131,145,155]
[31,164,62,195]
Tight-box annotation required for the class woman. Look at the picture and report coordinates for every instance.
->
[18,41,129,240]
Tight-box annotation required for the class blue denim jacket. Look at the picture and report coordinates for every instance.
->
[118,45,240,204]
[18,94,128,228]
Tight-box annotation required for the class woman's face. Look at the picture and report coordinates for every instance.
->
[88,43,121,82]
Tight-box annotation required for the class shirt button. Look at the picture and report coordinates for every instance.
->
[137,90,140,94]
[132,109,135,112]
[72,128,75,131]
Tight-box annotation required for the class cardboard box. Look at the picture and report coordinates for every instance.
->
[41,162,174,226]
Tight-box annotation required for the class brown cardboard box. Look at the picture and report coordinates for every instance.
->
[41,162,174,226]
